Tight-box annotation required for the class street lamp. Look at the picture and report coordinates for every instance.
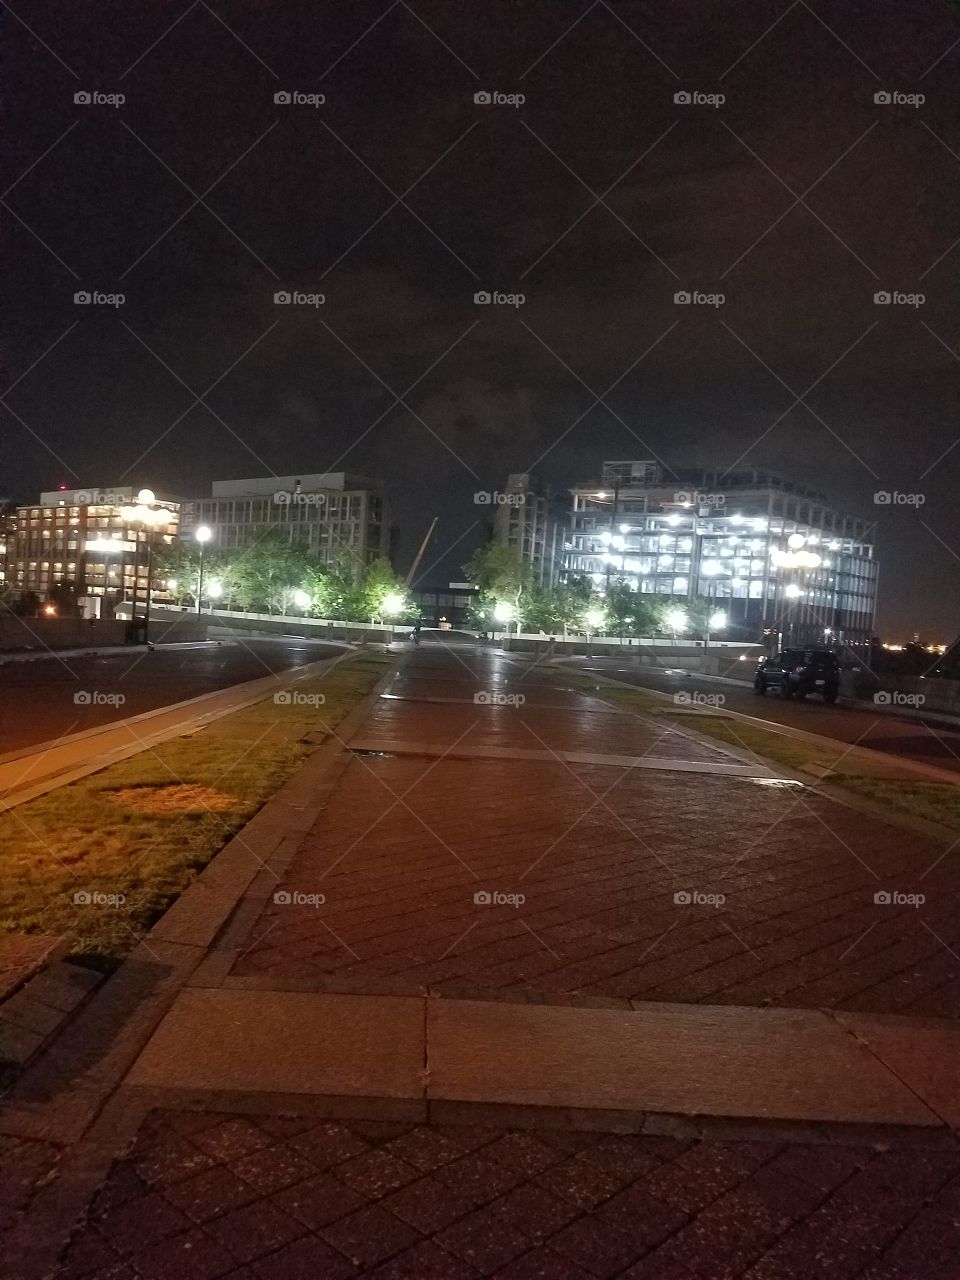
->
[118,489,170,642]
[705,608,727,650]
[493,600,515,642]
[292,589,311,613]
[665,606,688,640]
[194,525,212,616]
[382,591,405,644]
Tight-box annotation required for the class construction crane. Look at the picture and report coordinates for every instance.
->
[404,517,437,589]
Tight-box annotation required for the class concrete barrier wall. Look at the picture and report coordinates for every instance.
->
[0,616,128,652]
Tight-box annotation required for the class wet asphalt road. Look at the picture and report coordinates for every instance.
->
[0,638,345,756]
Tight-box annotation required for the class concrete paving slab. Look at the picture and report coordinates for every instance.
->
[426,999,942,1126]
[836,1010,960,1127]
[127,989,425,1099]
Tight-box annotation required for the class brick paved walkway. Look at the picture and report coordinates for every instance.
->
[8,644,960,1280]
[231,647,960,1018]
[56,1108,960,1279]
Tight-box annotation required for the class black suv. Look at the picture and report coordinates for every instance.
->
[754,648,841,703]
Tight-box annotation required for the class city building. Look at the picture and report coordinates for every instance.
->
[491,473,566,587]
[563,461,878,648]
[180,474,389,578]
[5,485,181,616]
[411,581,480,629]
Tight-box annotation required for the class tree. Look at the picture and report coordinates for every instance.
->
[463,545,529,632]
[359,557,408,623]
[227,530,315,614]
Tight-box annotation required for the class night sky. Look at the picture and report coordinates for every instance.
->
[4,0,960,637]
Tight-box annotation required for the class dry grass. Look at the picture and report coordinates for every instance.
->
[0,653,387,963]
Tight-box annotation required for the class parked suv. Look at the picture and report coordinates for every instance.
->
[754,648,841,702]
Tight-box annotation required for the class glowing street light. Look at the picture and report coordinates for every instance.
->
[118,489,170,640]
[194,525,212,617]
[382,592,405,617]
[207,580,223,600]
[784,584,802,599]
[292,589,311,611]
[584,607,605,632]
[665,606,688,635]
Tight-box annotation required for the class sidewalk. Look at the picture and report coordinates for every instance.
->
[5,643,960,1278]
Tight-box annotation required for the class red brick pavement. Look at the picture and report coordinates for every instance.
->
[55,1107,960,1279]
[231,650,960,1018]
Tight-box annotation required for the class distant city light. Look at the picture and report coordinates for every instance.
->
[784,584,802,598]
[787,532,806,549]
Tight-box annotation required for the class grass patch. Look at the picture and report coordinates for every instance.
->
[831,776,960,832]
[0,653,387,963]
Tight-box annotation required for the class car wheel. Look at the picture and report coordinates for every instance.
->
[754,679,766,695]
[780,682,793,699]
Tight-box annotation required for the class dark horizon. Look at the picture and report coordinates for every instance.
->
[5,0,960,637]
